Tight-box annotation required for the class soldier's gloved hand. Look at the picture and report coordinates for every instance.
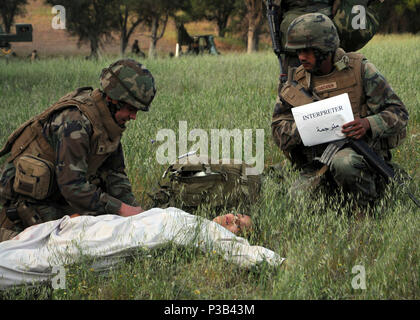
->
[342,117,371,140]
[118,202,145,217]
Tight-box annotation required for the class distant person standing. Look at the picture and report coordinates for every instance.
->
[30,49,38,62]
[132,40,145,58]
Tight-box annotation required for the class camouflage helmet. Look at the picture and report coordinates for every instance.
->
[100,59,156,111]
[285,13,340,53]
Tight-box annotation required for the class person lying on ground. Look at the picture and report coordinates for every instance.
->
[0,207,283,289]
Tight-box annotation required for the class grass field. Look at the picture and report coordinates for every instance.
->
[0,34,419,300]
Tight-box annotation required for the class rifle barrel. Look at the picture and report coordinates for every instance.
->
[265,0,287,83]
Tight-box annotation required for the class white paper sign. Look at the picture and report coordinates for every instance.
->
[291,93,354,146]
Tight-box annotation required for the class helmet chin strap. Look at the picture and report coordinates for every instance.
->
[107,100,127,129]
[311,49,333,75]
[106,99,118,118]
[102,93,121,125]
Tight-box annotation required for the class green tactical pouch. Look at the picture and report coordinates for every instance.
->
[149,157,262,211]
[332,0,379,52]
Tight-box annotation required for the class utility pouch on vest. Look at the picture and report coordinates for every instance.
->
[280,82,314,108]
[149,158,262,211]
[13,155,55,200]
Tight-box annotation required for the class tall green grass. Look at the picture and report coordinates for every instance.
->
[0,34,418,299]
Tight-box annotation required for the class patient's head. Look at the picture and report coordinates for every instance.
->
[213,213,252,235]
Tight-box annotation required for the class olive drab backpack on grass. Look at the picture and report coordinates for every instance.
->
[149,157,262,211]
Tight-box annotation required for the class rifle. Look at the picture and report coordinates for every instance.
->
[291,81,420,208]
[265,0,287,84]
[346,138,420,208]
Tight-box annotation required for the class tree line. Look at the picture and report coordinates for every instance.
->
[0,0,419,58]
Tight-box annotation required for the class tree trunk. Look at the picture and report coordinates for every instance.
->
[148,39,157,58]
[119,6,129,57]
[118,6,143,57]
[390,15,399,33]
[253,27,259,51]
[0,1,19,34]
[89,38,99,60]
[3,12,14,33]
[399,14,408,33]
[148,16,159,58]
[247,23,261,53]
[247,25,256,53]
[245,0,263,54]
[120,23,142,57]
[217,17,228,37]
[120,34,128,57]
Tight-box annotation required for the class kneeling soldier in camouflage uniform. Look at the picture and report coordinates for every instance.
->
[0,59,156,241]
[271,13,408,209]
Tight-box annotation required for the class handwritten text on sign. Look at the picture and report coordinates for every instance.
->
[291,93,354,146]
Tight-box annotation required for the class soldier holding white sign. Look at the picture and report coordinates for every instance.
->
[291,93,354,146]
[271,13,408,210]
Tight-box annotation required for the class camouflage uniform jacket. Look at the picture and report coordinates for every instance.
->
[271,48,409,168]
[0,88,138,215]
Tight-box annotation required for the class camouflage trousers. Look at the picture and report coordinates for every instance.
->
[289,148,381,206]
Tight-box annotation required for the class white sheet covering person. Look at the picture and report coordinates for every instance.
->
[0,207,284,289]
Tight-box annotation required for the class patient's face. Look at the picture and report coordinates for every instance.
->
[213,213,252,235]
